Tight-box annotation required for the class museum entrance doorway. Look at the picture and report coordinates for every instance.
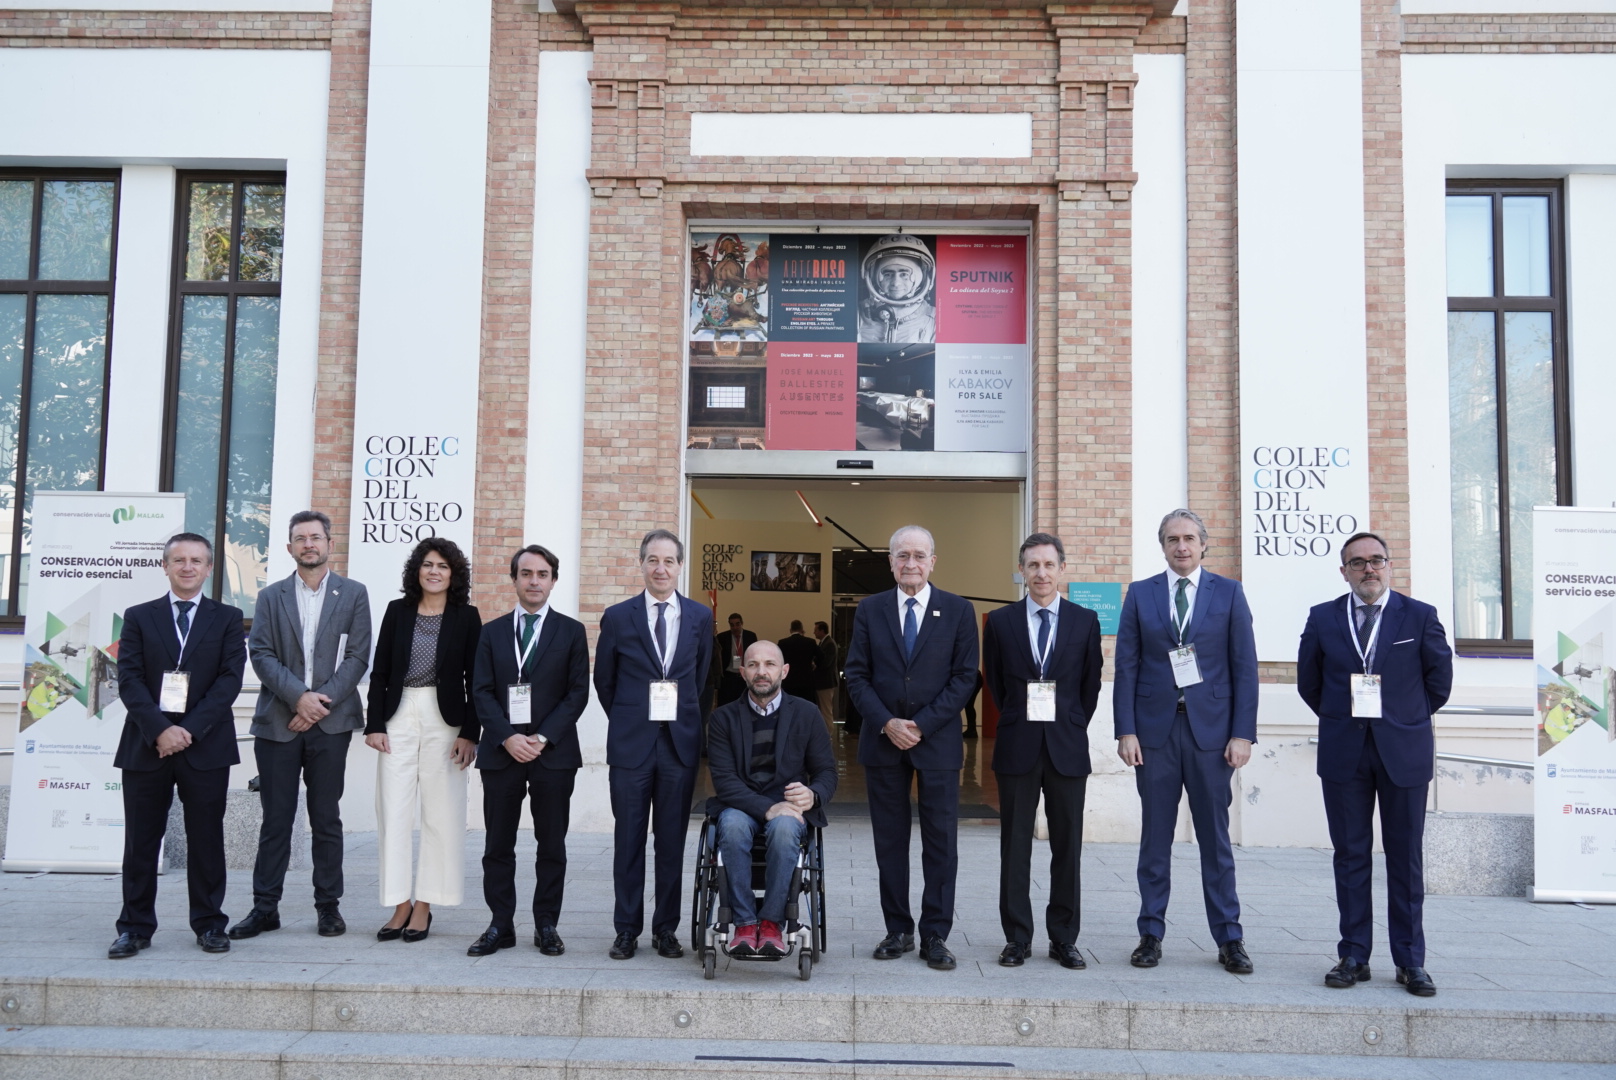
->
[687,477,1024,819]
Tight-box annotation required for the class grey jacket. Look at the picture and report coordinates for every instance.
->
[249,570,372,741]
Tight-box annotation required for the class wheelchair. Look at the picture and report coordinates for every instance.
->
[689,807,827,980]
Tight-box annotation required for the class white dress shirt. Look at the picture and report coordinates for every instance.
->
[295,570,329,686]
[644,591,681,672]
[896,583,932,630]
[513,603,550,741]
[1166,565,1204,640]
[167,590,203,660]
[1351,593,1388,671]
[747,690,783,717]
[1025,593,1059,676]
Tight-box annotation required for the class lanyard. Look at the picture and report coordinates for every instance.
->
[651,600,674,674]
[1031,601,1056,677]
[1171,577,1194,645]
[513,607,543,683]
[173,600,194,665]
[1346,599,1385,675]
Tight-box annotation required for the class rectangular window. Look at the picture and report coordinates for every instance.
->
[1445,182,1570,654]
[0,170,119,618]
[163,174,284,612]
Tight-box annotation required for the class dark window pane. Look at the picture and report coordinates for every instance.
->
[1504,311,1556,639]
[171,295,227,567]
[37,181,115,281]
[1448,310,1502,640]
[185,182,234,282]
[0,181,33,280]
[239,184,285,283]
[223,297,278,609]
[0,293,24,610]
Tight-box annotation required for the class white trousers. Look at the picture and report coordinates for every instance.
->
[375,687,466,906]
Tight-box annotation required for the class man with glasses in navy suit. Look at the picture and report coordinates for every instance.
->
[1114,509,1258,976]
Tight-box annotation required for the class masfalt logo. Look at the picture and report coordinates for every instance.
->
[111,505,163,525]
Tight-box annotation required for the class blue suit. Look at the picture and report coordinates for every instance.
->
[1298,590,1452,968]
[594,591,713,937]
[1113,570,1257,945]
[844,585,978,940]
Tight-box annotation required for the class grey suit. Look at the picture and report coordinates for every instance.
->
[246,570,372,914]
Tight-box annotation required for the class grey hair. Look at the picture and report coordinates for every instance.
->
[888,524,936,556]
[638,528,685,564]
[1157,509,1208,546]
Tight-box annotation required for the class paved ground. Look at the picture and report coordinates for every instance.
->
[1,819,1613,1015]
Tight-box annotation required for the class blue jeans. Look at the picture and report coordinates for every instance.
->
[716,807,804,926]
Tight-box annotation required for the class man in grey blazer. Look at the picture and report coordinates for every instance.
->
[229,511,371,940]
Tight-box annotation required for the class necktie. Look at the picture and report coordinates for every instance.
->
[1036,607,1051,678]
[1356,605,1379,652]
[519,612,538,674]
[903,597,919,658]
[654,602,669,672]
[1174,577,1190,640]
[176,600,194,640]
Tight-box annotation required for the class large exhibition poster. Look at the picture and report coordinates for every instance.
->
[3,492,186,872]
[687,230,1028,453]
[1532,506,1616,903]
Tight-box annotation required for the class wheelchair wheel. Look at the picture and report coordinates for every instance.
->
[798,946,813,981]
[703,948,717,980]
[809,832,827,957]
[691,822,716,956]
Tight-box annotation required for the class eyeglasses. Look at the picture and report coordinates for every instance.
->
[1345,556,1389,571]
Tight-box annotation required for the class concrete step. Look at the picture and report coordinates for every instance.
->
[0,972,1610,1064]
[0,1027,1611,1080]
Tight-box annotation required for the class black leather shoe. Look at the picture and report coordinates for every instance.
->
[467,926,516,956]
[227,909,280,940]
[1217,939,1253,975]
[317,909,347,937]
[401,911,432,943]
[107,932,150,959]
[653,930,684,958]
[609,932,637,960]
[919,936,956,971]
[378,905,413,942]
[196,929,231,953]
[999,942,1030,967]
[1325,957,1371,988]
[1130,934,1162,968]
[873,932,915,960]
[536,925,565,956]
[1049,941,1087,970]
[1397,966,1437,997]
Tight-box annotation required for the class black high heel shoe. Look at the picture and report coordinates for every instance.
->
[401,910,433,943]
[377,904,413,942]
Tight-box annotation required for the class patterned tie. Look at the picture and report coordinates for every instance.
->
[1036,607,1051,678]
[519,612,538,675]
[1174,577,1190,641]
[654,602,669,673]
[176,600,194,640]
[903,597,919,659]
[1356,604,1379,652]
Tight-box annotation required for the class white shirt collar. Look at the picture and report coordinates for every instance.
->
[646,591,679,614]
[897,583,932,617]
[1169,565,1204,590]
[1027,592,1059,612]
[514,602,549,623]
[1353,591,1388,612]
[297,569,330,595]
[748,691,783,717]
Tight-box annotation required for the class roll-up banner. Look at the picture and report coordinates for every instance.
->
[3,491,186,872]
[1532,506,1616,903]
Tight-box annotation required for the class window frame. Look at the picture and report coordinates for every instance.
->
[159,169,286,606]
[1446,179,1572,657]
[0,167,122,622]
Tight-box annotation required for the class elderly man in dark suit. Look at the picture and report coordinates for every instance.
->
[844,524,979,970]
[983,532,1102,970]
[594,528,714,960]
[1114,509,1258,975]
[1299,531,1452,997]
[706,640,837,957]
[109,533,246,959]
[231,510,371,940]
[466,544,590,958]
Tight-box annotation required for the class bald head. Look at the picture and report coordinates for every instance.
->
[743,640,786,703]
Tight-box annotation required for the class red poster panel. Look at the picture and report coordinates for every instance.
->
[935,235,1027,345]
[765,343,856,451]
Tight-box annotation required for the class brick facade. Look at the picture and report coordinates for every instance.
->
[0,10,331,47]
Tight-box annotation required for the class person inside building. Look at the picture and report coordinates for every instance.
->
[812,620,838,733]
[711,612,756,709]
[706,641,837,957]
[777,618,821,703]
[363,537,481,943]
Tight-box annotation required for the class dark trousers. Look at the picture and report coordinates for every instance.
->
[481,759,576,931]
[609,726,696,936]
[997,749,1087,946]
[866,758,959,941]
[251,726,352,912]
[1322,726,1427,968]
[1135,709,1242,945]
[118,755,230,938]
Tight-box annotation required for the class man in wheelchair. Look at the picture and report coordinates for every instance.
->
[706,640,837,957]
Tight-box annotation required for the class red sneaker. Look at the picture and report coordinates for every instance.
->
[758,920,787,957]
[729,923,758,956]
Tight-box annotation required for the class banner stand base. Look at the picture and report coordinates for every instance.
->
[1530,887,1616,904]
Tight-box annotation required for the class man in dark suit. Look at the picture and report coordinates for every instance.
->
[109,533,246,958]
[777,620,821,703]
[711,613,756,708]
[844,524,979,970]
[813,620,838,731]
[466,544,590,958]
[1114,509,1258,975]
[594,528,714,960]
[232,510,371,940]
[1299,531,1452,997]
[707,640,837,957]
[983,532,1102,970]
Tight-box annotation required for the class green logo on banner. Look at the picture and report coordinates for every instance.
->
[111,505,137,524]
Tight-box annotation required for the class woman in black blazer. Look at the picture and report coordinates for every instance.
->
[364,537,480,942]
